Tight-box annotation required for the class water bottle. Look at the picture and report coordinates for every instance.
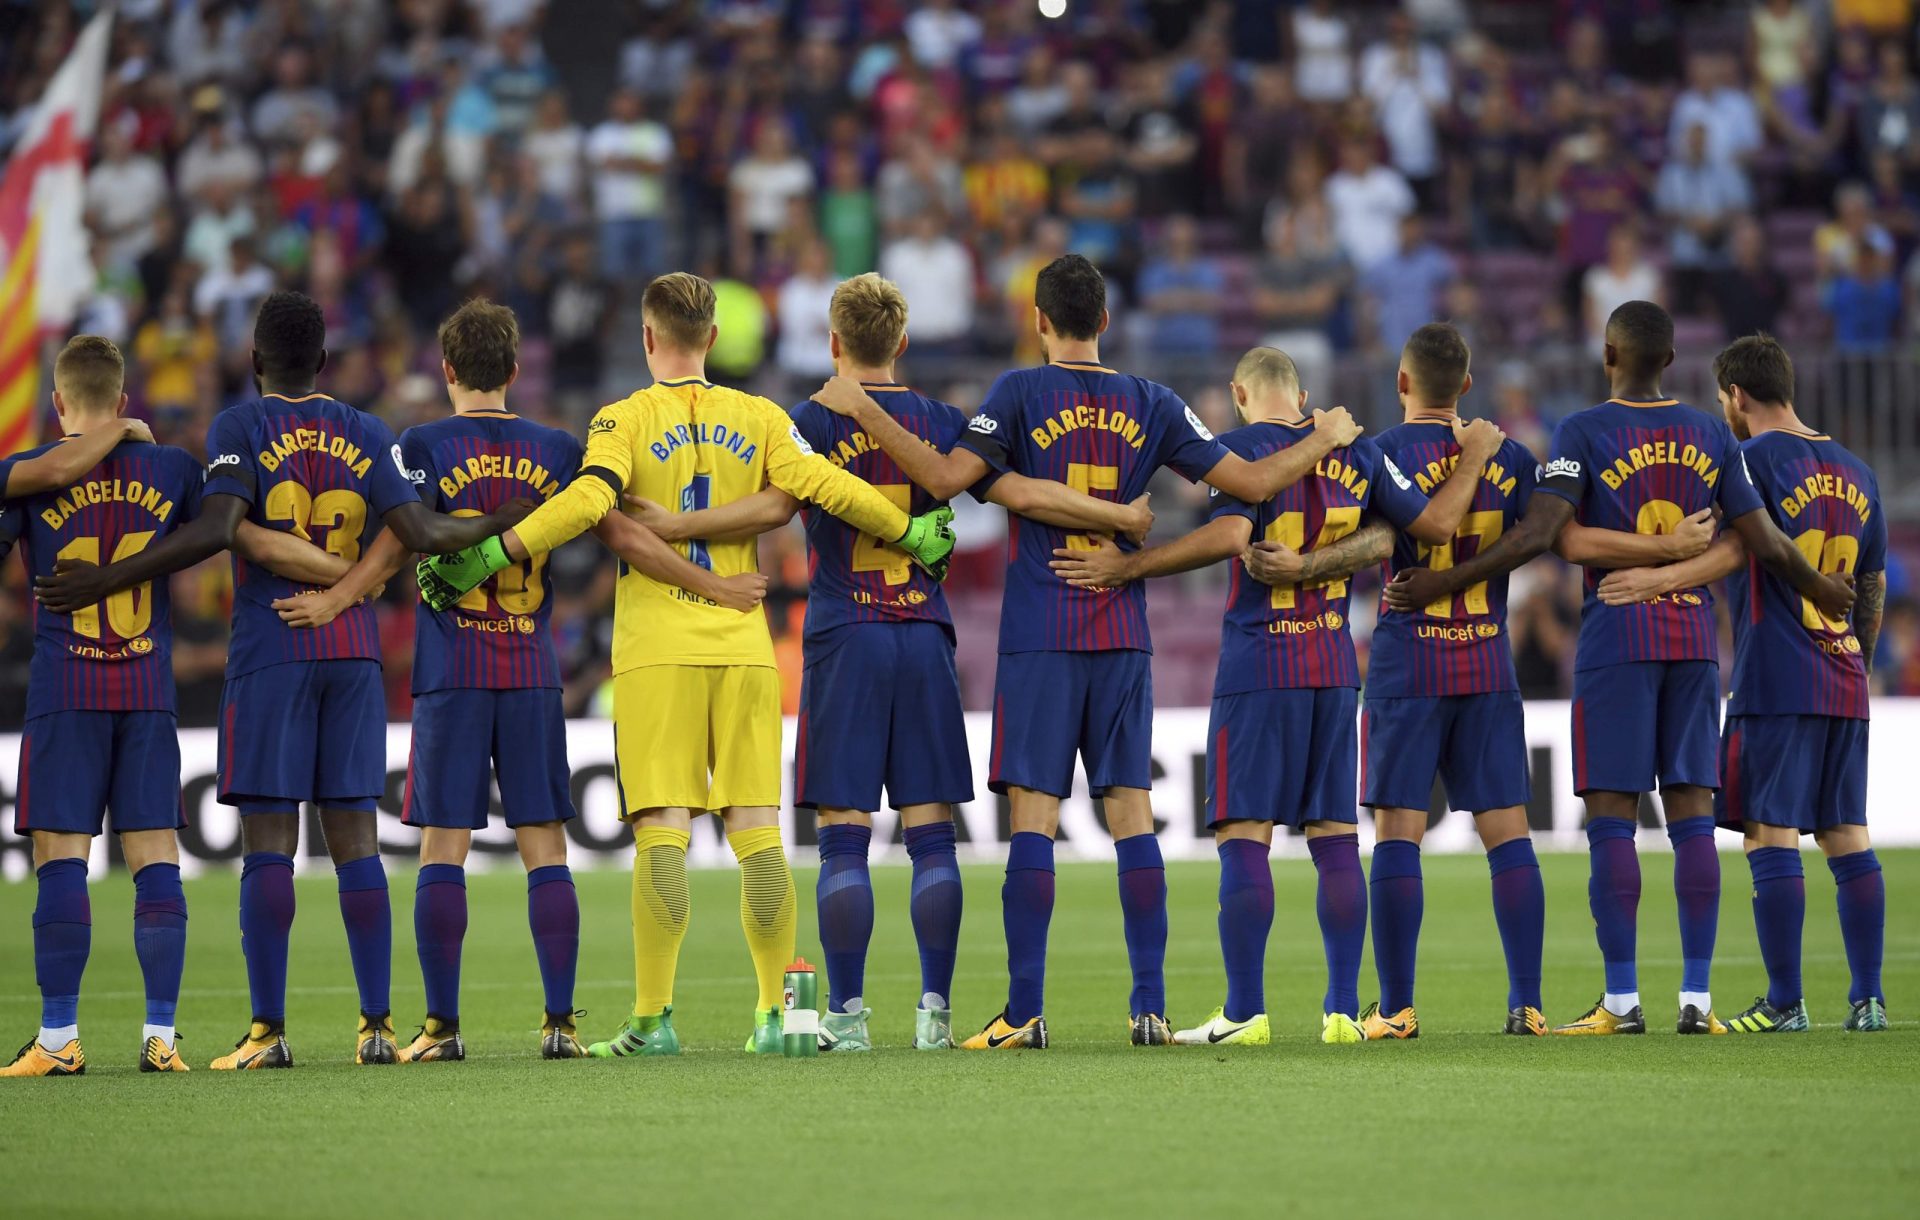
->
[782,957,819,1057]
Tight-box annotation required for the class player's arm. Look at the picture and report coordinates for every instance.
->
[986,476,1153,543]
[1049,515,1250,589]
[627,488,800,543]
[1595,533,1746,606]
[1,417,153,496]
[381,498,531,556]
[270,527,410,629]
[1242,517,1396,588]
[1198,407,1362,503]
[592,511,768,613]
[812,376,992,501]
[34,493,248,613]
[233,520,352,586]
[1856,568,1887,672]
[1399,419,1508,544]
[1726,507,1854,619]
[1383,494,1574,612]
[1555,508,1715,566]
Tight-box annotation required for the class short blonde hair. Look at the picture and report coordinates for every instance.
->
[641,272,716,353]
[830,273,907,367]
[1232,346,1300,395]
[54,335,126,408]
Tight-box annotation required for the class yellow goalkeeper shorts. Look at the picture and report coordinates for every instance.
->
[613,665,783,815]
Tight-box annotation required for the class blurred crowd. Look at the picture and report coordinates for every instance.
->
[3,0,1920,724]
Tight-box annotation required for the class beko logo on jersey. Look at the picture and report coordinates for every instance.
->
[392,444,426,485]
[1541,458,1581,480]
[1383,455,1411,491]
[1184,406,1215,441]
[206,453,241,476]
[589,415,618,435]
[968,415,999,435]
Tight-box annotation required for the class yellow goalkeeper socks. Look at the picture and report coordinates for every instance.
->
[728,826,796,1011]
[631,826,692,1016]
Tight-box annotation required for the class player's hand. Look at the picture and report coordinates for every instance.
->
[623,495,685,541]
[1813,571,1856,621]
[813,375,876,419]
[1453,417,1505,461]
[1123,493,1153,546]
[1049,535,1134,590]
[1241,540,1305,586]
[1663,508,1716,560]
[711,571,770,613]
[271,589,351,628]
[1595,567,1670,606]
[33,557,109,615]
[1312,406,1363,447]
[120,417,155,444]
[490,497,539,530]
[1384,566,1451,612]
[896,506,956,581]
[417,537,513,611]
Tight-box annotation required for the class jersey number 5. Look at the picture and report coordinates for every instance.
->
[57,532,155,639]
[1063,462,1120,551]
[851,483,914,585]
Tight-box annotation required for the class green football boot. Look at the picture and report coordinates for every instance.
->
[1843,997,1888,1032]
[914,1000,953,1051]
[819,1007,872,1053]
[588,1008,680,1058]
[1725,996,1809,1034]
[744,1007,782,1054]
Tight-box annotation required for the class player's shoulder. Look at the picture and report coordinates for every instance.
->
[8,438,65,464]
[1217,418,1304,458]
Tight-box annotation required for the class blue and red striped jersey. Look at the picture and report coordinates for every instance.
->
[1367,423,1539,697]
[0,438,202,716]
[955,361,1228,653]
[1726,429,1885,720]
[791,384,997,645]
[202,393,419,678]
[401,412,582,693]
[1209,423,1430,694]
[1535,398,1764,670]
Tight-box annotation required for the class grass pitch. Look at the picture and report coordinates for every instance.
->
[0,851,1913,1218]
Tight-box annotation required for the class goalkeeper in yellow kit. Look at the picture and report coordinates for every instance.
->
[417,273,956,1055]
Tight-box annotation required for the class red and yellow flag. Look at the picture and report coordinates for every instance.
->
[0,13,112,457]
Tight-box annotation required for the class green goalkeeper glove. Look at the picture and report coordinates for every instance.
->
[895,507,957,582]
[417,536,514,610]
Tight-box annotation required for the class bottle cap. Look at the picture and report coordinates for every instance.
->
[786,957,815,973]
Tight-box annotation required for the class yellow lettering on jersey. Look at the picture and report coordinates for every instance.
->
[1597,441,1720,491]
[257,429,372,478]
[39,479,176,530]
[437,455,563,501]
[1313,456,1369,501]
[1411,453,1519,497]
[1027,402,1146,451]
[1777,472,1872,524]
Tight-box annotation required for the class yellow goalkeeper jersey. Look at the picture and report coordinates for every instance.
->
[511,376,910,672]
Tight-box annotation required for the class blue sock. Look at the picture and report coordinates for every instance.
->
[1308,833,1366,1018]
[1487,838,1545,1011]
[414,864,466,1021]
[33,859,90,1032]
[335,855,391,1017]
[527,865,579,1015]
[1369,840,1423,1014]
[816,823,874,1013]
[1216,838,1273,1022]
[1667,817,1719,995]
[904,821,962,1005]
[239,852,295,1024]
[132,862,187,1029]
[1747,847,1804,1009]
[1115,833,1168,1018]
[1002,832,1055,1025]
[1828,850,1885,1004]
[1586,818,1640,995]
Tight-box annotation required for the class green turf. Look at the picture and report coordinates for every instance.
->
[0,851,1913,1218]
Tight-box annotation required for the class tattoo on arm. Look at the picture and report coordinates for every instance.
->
[1298,519,1395,584]
[1856,570,1887,673]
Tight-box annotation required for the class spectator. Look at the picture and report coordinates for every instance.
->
[964,126,1049,235]
[524,91,584,212]
[84,117,168,268]
[876,140,966,236]
[1138,215,1224,356]
[1292,0,1354,106]
[133,287,217,413]
[383,178,468,335]
[729,121,815,263]
[547,235,615,414]
[1057,125,1139,281]
[1712,215,1790,339]
[1225,66,1315,238]
[1006,45,1070,139]
[1253,210,1345,394]
[478,23,556,138]
[905,0,982,71]
[1582,224,1663,356]
[250,43,338,147]
[1823,243,1902,353]
[193,238,275,351]
[880,211,974,357]
[1038,62,1109,164]
[1751,0,1816,101]
[1858,39,1920,171]
[1120,60,1199,218]
[819,147,879,278]
[1552,122,1643,312]
[1363,214,1454,354]
[1816,180,1895,275]
[775,240,840,385]
[1324,137,1415,271]
[1654,122,1752,312]
[709,264,771,381]
[1453,83,1539,249]
[175,100,262,205]
[1358,11,1450,208]
[182,178,257,279]
[1669,50,1763,167]
[588,88,672,284]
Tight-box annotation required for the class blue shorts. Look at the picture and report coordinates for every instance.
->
[1206,687,1358,828]
[796,621,973,812]
[403,687,576,829]
[219,660,386,814]
[15,711,184,836]
[1717,714,1869,835]
[1571,660,1720,795]
[1362,692,1531,814]
[988,650,1152,798]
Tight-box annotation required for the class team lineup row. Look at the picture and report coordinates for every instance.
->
[0,258,1888,1075]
